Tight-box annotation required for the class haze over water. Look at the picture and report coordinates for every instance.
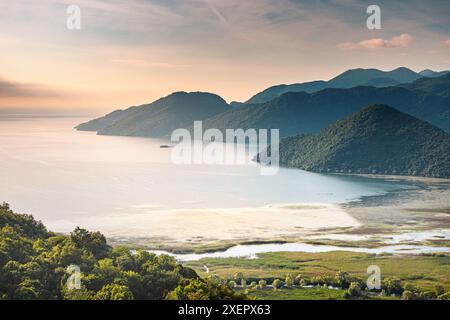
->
[0,116,412,236]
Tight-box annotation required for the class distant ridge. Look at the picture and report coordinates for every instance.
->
[401,72,450,97]
[271,105,450,178]
[76,92,230,138]
[245,67,449,104]
[419,69,450,78]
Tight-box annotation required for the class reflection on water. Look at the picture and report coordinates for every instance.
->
[0,116,415,235]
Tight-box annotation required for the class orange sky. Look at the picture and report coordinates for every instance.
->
[1,0,449,115]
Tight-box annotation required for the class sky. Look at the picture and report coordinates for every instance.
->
[0,0,449,115]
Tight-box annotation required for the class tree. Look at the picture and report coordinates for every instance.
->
[401,290,415,300]
[346,282,362,299]
[334,270,351,288]
[285,274,293,288]
[241,278,247,289]
[272,279,282,291]
[70,227,110,259]
[258,280,267,290]
[383,277,403,296]
[294,274,303,286]
[95,284,134,300]
[166,278,246,300]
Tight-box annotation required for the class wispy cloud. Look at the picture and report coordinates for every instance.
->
[338,34,414,51]
[0,77,58,98]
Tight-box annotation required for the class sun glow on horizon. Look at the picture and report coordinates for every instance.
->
[1,0,449,112]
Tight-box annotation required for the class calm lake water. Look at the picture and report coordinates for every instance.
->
[0,116,414,236]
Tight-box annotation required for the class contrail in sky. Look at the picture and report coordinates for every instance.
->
[205,0,229,26]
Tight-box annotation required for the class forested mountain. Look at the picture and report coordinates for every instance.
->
[201,86,450,137]
[271,105,450,178]
[76,92,230,137]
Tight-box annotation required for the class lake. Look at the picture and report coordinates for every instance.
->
[0,116,415,241]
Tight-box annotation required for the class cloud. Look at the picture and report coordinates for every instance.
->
[444,39,450,46]
[0,78,58,98]
[338,33,413,51]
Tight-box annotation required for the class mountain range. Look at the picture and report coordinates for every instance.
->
[268,105,450,178]
[77,68,450,140]
[200,74,450,137]
[245,67,449,104]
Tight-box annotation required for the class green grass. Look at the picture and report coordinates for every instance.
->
[185,251,450,296]
[243,287,346,300]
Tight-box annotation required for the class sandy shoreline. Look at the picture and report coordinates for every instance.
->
[45,173,450,251]
[107,175,450,251]
[50,203,360,244]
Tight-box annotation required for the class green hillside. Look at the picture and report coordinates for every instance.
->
[202,86,450,138]
[273,105,450,178]
[0,203,243,300]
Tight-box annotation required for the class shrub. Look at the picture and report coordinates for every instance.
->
[272,279,282,291]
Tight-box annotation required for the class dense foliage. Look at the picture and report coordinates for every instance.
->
[0,203,244,300]
[273,105,450,178]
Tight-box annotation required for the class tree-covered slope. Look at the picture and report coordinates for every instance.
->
[400,73,450,97]
[77,92,230,138]
[202,86,450,137]
[275,105,450,178]
[0,203,244,300]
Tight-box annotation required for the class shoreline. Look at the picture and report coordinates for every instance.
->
[333,172,450,184]
[106,175,450,254]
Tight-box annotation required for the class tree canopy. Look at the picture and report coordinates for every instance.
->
[0,203,244,300]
